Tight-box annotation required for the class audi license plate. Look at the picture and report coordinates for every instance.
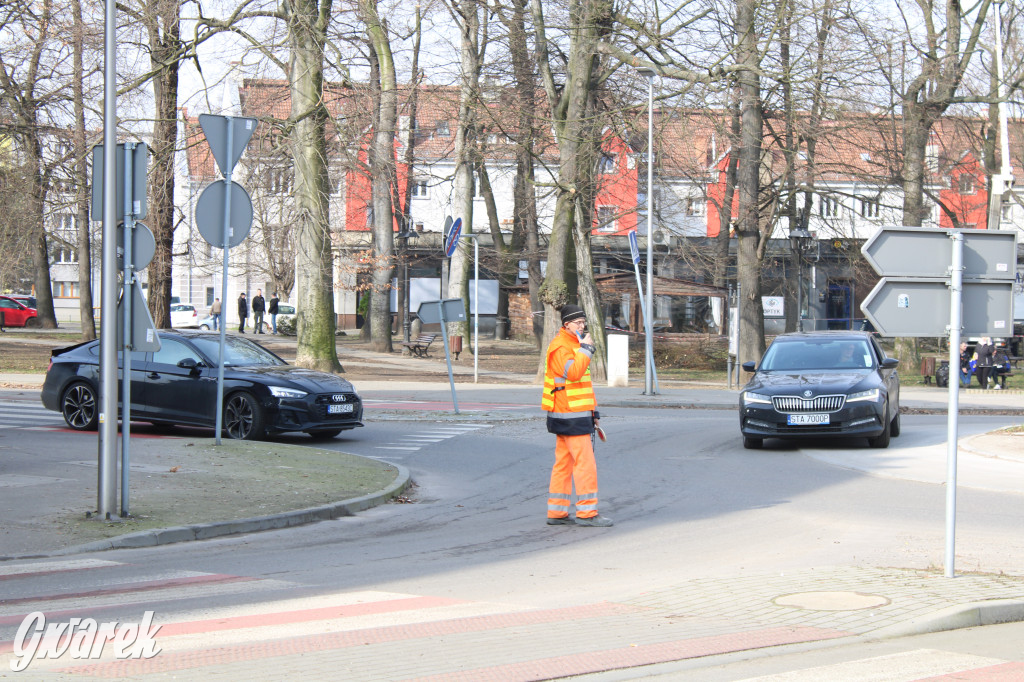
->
[788,413,829,426]
[327,404,354,414]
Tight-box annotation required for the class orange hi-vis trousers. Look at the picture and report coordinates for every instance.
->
[548,433,599,520]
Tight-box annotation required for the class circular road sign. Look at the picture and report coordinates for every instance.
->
[196,180,253,249]
[116,221,156,271]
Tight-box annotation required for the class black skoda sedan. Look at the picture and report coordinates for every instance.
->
[41,331,363,440]
[739,331,900,450]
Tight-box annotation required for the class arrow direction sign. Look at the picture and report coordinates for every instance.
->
[862,226,1017,280]
[198,115,258,176]
[861,277,1013,337]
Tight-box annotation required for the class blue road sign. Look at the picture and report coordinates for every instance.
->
[444,217,463,257]
[628,230,640,264]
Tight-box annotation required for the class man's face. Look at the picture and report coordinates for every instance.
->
[564,318,586,334]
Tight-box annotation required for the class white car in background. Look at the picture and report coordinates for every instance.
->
[258,303,296,333]
[170,303,199,328]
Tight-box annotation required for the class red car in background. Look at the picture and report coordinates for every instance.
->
[0,295,40,328]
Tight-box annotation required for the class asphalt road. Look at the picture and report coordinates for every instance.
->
[2,401,1023,678]
[3,406,1021,603]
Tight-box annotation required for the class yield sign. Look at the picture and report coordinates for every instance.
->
[199,114,258,176]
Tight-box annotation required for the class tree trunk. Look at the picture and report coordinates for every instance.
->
[446,0,482,347]
[735,0,765,364]
[72,0,95,340]
[145,0,182,330]
[290,0,342,372]
[362,0,398,354]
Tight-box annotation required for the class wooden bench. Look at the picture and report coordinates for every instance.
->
[401,334,438,358]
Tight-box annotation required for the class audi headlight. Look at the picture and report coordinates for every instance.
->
[847,388,880,402]
[269,386,307,399]
[742,391,771,405]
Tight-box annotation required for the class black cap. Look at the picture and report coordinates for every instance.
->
[560,305,585,324]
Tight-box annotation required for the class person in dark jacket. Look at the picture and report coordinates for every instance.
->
[958,342,972,388]
[237,293,248,333]
[251,289,266,334]
[268,292,280,334]
[973,336,995,389]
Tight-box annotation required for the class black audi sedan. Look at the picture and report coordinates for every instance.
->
[41,331,363,440]
[739,331,900,450]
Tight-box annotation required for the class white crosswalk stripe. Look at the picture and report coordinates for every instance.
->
[374,424,492,454]
[737,649,1011,681]
[0,401,63,428]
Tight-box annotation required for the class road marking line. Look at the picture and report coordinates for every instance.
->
[0,558,122,578]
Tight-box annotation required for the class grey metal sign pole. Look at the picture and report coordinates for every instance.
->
[215,121,234,445]
[120,144,134,516]
[437,303,460,414]
[628,230,659,392]
[945,232,964,578]
[97,0,118,519]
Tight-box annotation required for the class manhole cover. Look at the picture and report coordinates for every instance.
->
[773,591,890,611]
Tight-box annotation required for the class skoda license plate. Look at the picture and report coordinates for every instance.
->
[328,404,354,414]
[788,413,829,426]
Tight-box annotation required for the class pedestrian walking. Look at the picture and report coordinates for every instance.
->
[974,336,995,389]
[237,292,248,333]
[252,289,266,334]
[541,304,612,527]
[268,292,280,334]
[210,298,222,331]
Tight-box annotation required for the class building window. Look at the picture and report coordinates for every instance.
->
[596,206,617,233]
[435,120,449,137]
[1002,202,1013,221]
[598,153,617,174]
[366,205,374,227]
[411,179,428,198]
[958,175,976,195]
[265,168,293,194]
[860,197,880,218]
[206,287,215,307]
[57,282,76,298]
[819,194,839,217]
[685,197,704,216]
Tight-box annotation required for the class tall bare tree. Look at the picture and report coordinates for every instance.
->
[360,0,399,353]
[289,0,343,370]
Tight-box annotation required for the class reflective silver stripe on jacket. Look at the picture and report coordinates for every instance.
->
[547,411,592,420]
[547,492,572,500]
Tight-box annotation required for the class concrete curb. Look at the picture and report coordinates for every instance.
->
[24,462,412,559]
[868,598,1024,639]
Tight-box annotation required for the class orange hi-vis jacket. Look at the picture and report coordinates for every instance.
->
[542,327,596,428]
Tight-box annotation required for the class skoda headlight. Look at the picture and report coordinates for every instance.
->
[742,391,772,405]
[847,388,880,402]
[269,386,307,399]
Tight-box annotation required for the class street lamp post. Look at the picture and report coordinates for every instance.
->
[789,228,813,332]
[988,0,1015,230]
[637,67,656,395]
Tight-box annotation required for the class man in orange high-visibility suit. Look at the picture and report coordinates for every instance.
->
[541,304,613,527]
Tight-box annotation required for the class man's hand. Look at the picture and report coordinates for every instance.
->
[580,331,593,345]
